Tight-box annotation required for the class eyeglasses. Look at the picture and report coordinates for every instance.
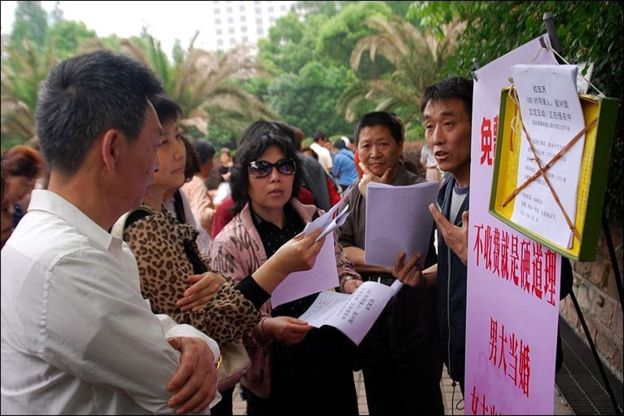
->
[248,159,297,178]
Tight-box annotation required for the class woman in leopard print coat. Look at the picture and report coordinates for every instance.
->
[116,95,324,415]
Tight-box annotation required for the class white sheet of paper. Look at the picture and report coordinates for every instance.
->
[271,206,351,308]
[364,181,438,268]
[298,280,399,345]
[317,205,350,241]
[271,232,339,308]
[510,64,585,248]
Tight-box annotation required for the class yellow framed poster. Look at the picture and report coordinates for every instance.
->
[489,87,619,261]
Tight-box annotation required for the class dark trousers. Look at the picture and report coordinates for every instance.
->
[243,330,359,416]
[272,326,359,416]
[359,276,444,416]
[242,387,271,416]
[211,387,234,416]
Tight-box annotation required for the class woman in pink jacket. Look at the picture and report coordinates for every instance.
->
[210,121,361,416]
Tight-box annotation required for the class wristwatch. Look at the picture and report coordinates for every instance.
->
[340,275,359,292]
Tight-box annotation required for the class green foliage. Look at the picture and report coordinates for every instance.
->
[316,2,393,69]
[240,77,272,103]
[11,1,48,49]
[185,123,236,149]
[258,1,400,140]
[206,124,238,149]
[1,35,58,147]
[407,2,467,34]
[294,1,343,17]
[385,1,416,17]
[48,20,96,60]
[339,13,463,134]
[172,40,184,64]
[2,2,95,148]
[257,12,319,75]
[267,62,356,136]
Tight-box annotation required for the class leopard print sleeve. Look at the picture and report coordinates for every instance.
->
[124,210,262,345]
[194,279,263,345]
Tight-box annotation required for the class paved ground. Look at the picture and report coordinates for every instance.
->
[231,365,574,415]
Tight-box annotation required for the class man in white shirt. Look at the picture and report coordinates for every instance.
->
[311,131,334,174]
[1,50,219,414]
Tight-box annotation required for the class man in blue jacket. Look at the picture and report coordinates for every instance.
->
[417,76,573,397]
[421,77,474,393]
[331,138,358,193]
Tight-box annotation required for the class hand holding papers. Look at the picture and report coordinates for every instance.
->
[298,280,403,345]
[313,204,350,242]
[270,204,351,308]
[364,181,439,268]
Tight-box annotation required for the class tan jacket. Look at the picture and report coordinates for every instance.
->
[180,175,215,234]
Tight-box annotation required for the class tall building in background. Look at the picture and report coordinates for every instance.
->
[204,1,296,51]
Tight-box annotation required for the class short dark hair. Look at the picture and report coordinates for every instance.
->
[301,146,318,160]
[420,76,474,117]
[312,131,327,142]
[150,93,193,180]
[332,139,346,150]
[36,50,163,176]
[353,111,404,145]
[193,140,216,166]
[150,93,182,127]
[230,121,303,214]
[241,121,297,147]
[179,134,198,182]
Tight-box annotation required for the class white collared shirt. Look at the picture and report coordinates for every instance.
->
[1,190,220,414]
[310,142,334,173]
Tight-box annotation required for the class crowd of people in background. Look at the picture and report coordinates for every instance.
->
[0,125,442,252]
[1,50,489,416]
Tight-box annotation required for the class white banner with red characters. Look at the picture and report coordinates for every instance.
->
[465,35,562,415]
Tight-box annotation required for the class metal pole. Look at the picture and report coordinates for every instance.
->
[543,12,563,57]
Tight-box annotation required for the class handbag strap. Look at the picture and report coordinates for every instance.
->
[112,204,207,275]
[184,239,208,275]
[110,206,155,240]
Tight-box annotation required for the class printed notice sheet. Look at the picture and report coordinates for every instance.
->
[510,64,585,248]
[271,205,351,308]
[364,181,438,268]
[298,280,403,345]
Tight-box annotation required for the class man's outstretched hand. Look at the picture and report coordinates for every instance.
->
[429,204,469,265]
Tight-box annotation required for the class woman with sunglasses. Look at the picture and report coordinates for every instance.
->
[209,121,361,416]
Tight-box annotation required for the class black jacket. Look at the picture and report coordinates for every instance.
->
[298,154,331,211]
[436,175,469,383]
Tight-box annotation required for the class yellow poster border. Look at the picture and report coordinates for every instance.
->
[489,87,619,261]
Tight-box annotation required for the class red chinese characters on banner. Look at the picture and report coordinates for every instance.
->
[473,223,557,306]
[480,115,499,166]
[488,317,532,398]
[470,384,503,415]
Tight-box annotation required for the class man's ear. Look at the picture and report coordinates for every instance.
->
[101,129,123,171]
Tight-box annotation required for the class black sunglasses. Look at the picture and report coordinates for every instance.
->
[248,159,297,178]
